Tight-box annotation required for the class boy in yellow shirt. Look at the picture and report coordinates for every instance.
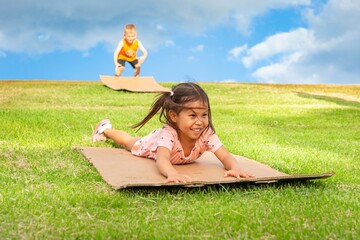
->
[113,24,148,77]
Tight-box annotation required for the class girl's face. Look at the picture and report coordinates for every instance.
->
[170,101,209,144]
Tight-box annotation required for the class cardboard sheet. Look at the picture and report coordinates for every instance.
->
[100,75,170,92]
[76,146,334,189]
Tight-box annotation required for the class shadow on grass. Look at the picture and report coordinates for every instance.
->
[121,179,328,195]
[295,91,360,108]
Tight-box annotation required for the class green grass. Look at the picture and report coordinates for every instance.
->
[0,80,359,239]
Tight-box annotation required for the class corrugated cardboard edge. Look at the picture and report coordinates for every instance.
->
[75,146,335,190]
[110,173,335,189]
[100,75,170,92]
[105,173,335,190]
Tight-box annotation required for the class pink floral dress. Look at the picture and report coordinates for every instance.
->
[131,124,223,164]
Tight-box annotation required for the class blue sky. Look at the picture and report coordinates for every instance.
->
[0,0,359,84]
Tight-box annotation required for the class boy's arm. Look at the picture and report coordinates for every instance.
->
[156,146,192,183]
[214,145,255,179]
[137,40,148,64]
[113,41,124,66]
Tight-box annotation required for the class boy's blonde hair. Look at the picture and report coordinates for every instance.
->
[124,24,136,33]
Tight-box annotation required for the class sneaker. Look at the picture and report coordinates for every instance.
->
[92,119,112,143]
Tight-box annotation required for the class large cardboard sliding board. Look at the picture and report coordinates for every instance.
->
[100,75,170,92]
[76,146,335,189]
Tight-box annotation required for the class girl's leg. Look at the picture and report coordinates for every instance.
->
[103,129,140,151]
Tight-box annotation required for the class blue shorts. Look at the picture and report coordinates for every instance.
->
[117,59,139,68]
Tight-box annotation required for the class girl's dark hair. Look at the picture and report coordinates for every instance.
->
[131,82,215,132]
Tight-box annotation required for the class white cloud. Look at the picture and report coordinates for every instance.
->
[241,28,315,68]
[220,79,237,83]
[156,25,165,31]
[0,0,310,54]
[239,0,360,84]
[191,45,205,52]
[252,52,310,83]
[162,40,175,48]
[230,0,311,34]
[228,45,248,61]
[4,0,358,84]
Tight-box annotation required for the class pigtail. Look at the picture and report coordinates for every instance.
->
[131,82,215,133]
[130,91,173,131]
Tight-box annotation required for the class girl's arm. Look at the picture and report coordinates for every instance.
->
[156,146,192,183]
[137,40,148,64]
[113,41,124,66]
[214,146,255,179]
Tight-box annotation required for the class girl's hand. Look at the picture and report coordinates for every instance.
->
[165,174,192,183]
[214,146,255,179]
[224,169,255,179]
[156,147,192,184]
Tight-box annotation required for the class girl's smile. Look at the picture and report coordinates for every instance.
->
[170,100,209,147]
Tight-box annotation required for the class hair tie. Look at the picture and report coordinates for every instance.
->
[169,91,174,97]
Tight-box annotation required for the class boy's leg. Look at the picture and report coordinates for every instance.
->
[115,60,126,76]
[130,59,140,77]
[115,66,125,77]
[103,129,140,151]
[134,66,140,77]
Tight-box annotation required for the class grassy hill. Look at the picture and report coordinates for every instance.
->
[0,80,359,239]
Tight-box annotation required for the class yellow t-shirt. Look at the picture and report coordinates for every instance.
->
[118,39,138,62]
